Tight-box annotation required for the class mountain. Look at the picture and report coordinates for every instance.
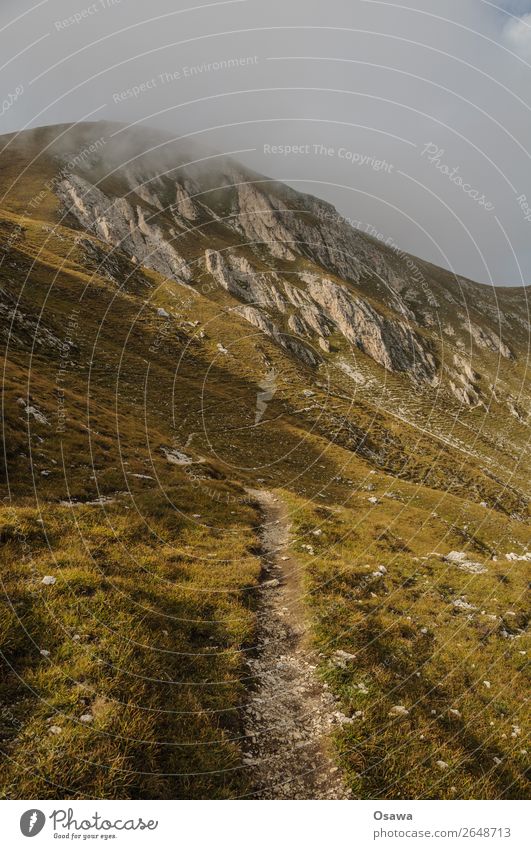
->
[0,122,529,800]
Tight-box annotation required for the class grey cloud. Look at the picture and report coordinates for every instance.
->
[1,0,531,285]
[502,12,531,57]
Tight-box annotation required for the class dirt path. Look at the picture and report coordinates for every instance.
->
[242,489,351,799]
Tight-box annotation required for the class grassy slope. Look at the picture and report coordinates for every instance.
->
[1,214,265,797]
[0,132,529,798]
[283,486,529,799]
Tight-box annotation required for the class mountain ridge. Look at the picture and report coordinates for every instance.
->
[0,121,529,800]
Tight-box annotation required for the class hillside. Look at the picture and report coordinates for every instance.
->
[0,122,529,799]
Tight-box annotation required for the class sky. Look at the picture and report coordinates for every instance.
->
[1,0,531,286]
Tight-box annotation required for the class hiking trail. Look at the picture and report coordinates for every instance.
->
[242,489,351,799]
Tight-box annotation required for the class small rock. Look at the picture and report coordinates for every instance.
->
[41,576,56,586]
[49,726,62,735]
[445,551,468,563]
[332,650,356,668]
[452,598,477,611]
[334,711,353,726]
[436,760,449,770]
[388,705,409,718]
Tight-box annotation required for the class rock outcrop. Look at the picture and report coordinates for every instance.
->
[174,181,199,221]
[236,305,319,366]
[56,174,191,283]
[50,132,525,409]
[205,250,437,378]
[447,353,482,406]
[466,320,513,360]
[231,182,297,260]
[205,250,286,312]
[304,274,436,379]
[283,281,333,337]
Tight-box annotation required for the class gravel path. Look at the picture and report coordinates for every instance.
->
[242,489,351,799]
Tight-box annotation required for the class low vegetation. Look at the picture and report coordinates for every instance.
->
[284,483,530,799]
[0,124,528,799]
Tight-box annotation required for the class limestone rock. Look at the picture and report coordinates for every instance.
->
[205,249,286,312]
[303,275,436,379]
[56,174,191,283]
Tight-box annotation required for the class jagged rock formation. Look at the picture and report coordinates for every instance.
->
[205,250,436,380]
[205,250,286,312]
[447,353,482,406]
[229,181,297,261]
[283,280,333,338]
[43,122,527,415]
[303,273,437,380]
[56,174,191,283]
[236,305,319,367]
[174,181,199,221]
[466,320,513,360]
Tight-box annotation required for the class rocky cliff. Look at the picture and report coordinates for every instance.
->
[23,121,526,419]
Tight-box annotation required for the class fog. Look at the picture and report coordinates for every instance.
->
[1,0,531,285]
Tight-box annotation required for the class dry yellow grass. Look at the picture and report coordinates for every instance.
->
[0,127,529,799]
